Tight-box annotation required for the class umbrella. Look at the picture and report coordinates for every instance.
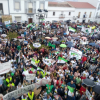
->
[52,37,58,41]
[33,43,41,48]
[60,44,67,48]
[17,36,23,39]
[93,85,100,94]
[82,37,87,40]
[1,34,7,37]
[83,79,95,87]
[45,37,51,40]
[24,41,28,44]
[53,41,60,44]
[89,43,95,46]
[63,33,67,35]
[66,41,73,48]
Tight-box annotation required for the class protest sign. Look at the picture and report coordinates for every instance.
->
[86,89,92,100]
[0,62,11,75]
[69,47,82,60]
[3,79,50,100]
[4,20,10,25]
[26,74,36,80]
[43,58,55,66]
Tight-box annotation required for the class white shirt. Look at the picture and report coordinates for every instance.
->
[83,71,89,77]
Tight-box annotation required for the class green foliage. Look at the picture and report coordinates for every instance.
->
[7,32,18,40]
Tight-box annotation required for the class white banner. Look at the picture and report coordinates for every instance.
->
[69,47,82,60]
[86,89,92,100]
[3,79,50,100]
[26,74,36,80]
[4,20,10,25]
[0,62,11,75]
[43,58,55,66]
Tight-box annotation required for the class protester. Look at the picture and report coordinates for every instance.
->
[0,21,100,100]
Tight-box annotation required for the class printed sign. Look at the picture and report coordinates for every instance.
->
[69,47,82,60]
[4,20,10,25]
[3,79,50,100]
[86,89,92,100]
[0,62,11,75]
[26,74,36,80]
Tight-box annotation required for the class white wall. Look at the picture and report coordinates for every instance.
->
[74,9,96,22]
[46,6,75,22]
[0,0,9,15]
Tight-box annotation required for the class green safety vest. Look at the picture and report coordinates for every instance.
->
[28,92,34,100]
[7,83,15,87]
[6,77,12,83]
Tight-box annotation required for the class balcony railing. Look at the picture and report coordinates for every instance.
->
[96,16,100,18]
[0,10,3,15]
[59,14,65,19]
[25,8,36,14]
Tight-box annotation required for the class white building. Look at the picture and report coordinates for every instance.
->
[0,0,99,23]
[46,2,75,22]
[77,0,100,23]
[0,0,48,23]
[46,1,96,23]
[0,0,9,22]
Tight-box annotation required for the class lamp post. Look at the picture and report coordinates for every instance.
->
[36,9,48,23]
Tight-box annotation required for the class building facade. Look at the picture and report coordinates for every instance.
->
[0,0,99,23]
[0,0,48,23]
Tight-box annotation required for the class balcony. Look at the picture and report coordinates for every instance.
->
[59,14,65,19]
[0,10,3,15]
[96,16,100,18]
[25,8,36,15]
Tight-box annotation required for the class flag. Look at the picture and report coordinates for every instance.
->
[31,58,37,67]
[69,27,76,32]
[58,57,68,62]
[67,86,74,93]
[77,25,82,28]
[48,42,56,48]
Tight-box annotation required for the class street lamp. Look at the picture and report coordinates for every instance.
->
[37,9,48,22]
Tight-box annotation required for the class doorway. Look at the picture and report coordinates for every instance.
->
[28,18,32,23]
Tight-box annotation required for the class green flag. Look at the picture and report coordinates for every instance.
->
[58,57,68,62]
[31,68,34,72]
[67,86,74,93]
[17,45,21,51]
[24,68,26,71]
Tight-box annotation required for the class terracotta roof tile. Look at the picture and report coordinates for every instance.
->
[67,1,95,9]
[48,2,71,7]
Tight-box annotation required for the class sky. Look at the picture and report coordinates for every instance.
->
[48,0,78,2]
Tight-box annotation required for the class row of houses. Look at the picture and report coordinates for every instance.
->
[0,0,100,23]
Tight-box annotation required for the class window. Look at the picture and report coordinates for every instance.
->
[88,20,90,22]
[53,12,55,16]
[89,12,92,18]
[14,2,20,10]
[98,4,100,10]
[61,11,63,15]
[40,1,44,10]
[69,12,71,15]
[28,3,33,13]
[78,12,81,18]
[15,17,21,22]
[77,20,79,23]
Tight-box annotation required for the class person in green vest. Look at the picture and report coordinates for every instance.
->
[46,81,54,95]
[7,81,15,87]
[27,90,35,100]
[6,75,12,85]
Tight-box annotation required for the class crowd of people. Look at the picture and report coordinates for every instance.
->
[0,21,100,100]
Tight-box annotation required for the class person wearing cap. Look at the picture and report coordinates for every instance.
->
[27,90,35,100]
